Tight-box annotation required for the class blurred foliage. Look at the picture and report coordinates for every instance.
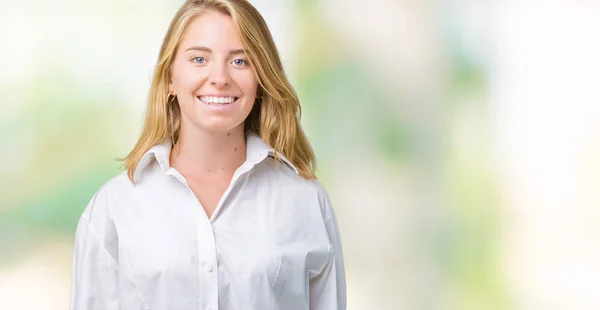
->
[0,1,510,309]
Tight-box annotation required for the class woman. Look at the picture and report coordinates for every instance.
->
[69,0,346,309]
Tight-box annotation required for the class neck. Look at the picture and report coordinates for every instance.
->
[170,125,247,178]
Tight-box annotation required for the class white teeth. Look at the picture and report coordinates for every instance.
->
[199,96,236,104]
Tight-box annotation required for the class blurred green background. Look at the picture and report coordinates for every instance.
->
[1,0,599,309]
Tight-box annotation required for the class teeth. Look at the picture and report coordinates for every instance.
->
[200,96,235,104]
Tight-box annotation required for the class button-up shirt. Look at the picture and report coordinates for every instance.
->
[70,133,346,310]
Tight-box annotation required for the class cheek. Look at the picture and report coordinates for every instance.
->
[172,61,205,91]
[228,67,255,88]
[237,73,258,98]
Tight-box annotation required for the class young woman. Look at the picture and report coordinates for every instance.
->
[70,0,346,309]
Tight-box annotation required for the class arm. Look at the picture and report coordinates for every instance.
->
[70,189,120,310]
[310,183,347,310]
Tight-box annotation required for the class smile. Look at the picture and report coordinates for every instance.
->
[198,95,239,105]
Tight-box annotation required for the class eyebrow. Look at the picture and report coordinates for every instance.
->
[184,46,246,55]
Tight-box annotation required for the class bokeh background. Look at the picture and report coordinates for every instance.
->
[1,0,599,309]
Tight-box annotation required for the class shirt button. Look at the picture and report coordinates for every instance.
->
[205,265,213,273]
[206,306,213,310]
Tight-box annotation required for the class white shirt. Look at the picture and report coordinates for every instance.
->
[70,132,346,310]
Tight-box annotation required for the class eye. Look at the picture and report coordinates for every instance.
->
[232,58,248,66]
[192,56,206,64]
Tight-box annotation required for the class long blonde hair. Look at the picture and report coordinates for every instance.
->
[122,0,316,182]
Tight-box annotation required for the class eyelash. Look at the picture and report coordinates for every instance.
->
[192,56,206,64]
[190,57,248,66]
[232,59,248,66]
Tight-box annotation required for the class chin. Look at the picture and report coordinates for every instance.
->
[180,108,251,135]
[195,119,245,134]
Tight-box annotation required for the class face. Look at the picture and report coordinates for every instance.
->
[169,10,258,135]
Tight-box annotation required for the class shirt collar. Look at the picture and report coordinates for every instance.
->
[133,139,172,183]
[245,132,298,174]
[132,131,298,183]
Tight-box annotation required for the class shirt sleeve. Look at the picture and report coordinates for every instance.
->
[310,183,347,310]
[70,189,120,310]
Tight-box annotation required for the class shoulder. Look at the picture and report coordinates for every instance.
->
[79,171,132,219]
[257,157,335,218]
[258,156,319,189]
[75,171,130,237]
[100,171,135,196]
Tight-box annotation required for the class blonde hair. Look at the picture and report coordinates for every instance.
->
[122,0,316,182]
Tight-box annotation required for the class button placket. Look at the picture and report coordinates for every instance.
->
[196,211,219,310]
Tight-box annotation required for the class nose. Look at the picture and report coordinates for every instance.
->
[208,63,230,88]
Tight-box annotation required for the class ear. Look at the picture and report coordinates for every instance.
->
[168,83,175,96]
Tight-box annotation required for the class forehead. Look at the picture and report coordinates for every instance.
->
[179,10,244,49]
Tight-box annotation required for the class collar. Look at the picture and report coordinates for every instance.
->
[132,132,298,183]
